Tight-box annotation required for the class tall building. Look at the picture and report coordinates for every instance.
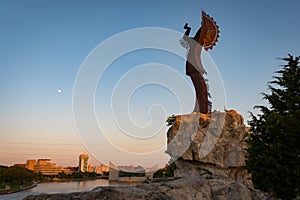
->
[78,154,89,172]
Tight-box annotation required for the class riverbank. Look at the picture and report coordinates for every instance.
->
[41,176,107,183]
[1,178,110,200]
[0,182,37,195]
[0,176,106,196]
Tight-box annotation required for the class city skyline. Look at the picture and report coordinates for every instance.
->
[9,154,152,176]
[1,0,300,167]
[11,154,104,169]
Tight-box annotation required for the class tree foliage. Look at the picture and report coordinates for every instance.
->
[166,115,176,126]
[58,171,98,180]
[246,55,300,199]
[0,166,36,186]
[153,161,176,178]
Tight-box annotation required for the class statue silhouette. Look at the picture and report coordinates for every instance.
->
[181,11,219,114]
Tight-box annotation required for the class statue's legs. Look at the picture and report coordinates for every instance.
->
[189,73,208,114]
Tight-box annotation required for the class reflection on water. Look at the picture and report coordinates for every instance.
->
[1,179,111,200]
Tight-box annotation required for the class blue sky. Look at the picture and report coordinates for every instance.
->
[0,0,299,167]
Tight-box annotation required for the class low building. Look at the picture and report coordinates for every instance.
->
[99,164,109,174]
[65,166,78,173]
[109,162,155,183]
[33,159,71,176]
[14,163,26,168]
[87,164,109,174]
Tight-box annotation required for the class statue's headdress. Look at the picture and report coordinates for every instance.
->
[199,11,220,51]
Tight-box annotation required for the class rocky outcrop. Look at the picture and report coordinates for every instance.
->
[166,110,253,188]
[24,110,269,200]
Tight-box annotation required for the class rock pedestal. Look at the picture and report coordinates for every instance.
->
[166,110,253,188]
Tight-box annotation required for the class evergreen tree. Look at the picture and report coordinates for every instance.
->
[246,55,300,199]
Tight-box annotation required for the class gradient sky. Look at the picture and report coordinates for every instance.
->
[0,0,299,168]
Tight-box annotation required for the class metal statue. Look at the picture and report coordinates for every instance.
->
[180,11,220,114]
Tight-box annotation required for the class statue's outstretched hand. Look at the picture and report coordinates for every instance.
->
[184,23,189,29]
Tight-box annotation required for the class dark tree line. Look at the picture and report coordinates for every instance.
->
[0,166,36,187]
[58,171,98,180]
[0,165,99,188]
[246,55,300,200]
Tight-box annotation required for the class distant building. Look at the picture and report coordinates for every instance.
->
[33,159,71,176]
[26,160,36,171]
[78,154,89,172]
[65,166,78,173]
[14,163,26,168]
[100,164,109,173]
[87,163,109,174]
[16,159,73,176]
[108,162,156,182]
[109,162,119,181]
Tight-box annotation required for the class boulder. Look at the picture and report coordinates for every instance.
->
[166,110,253,188]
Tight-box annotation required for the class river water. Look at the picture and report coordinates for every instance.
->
[0,179,116,200]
